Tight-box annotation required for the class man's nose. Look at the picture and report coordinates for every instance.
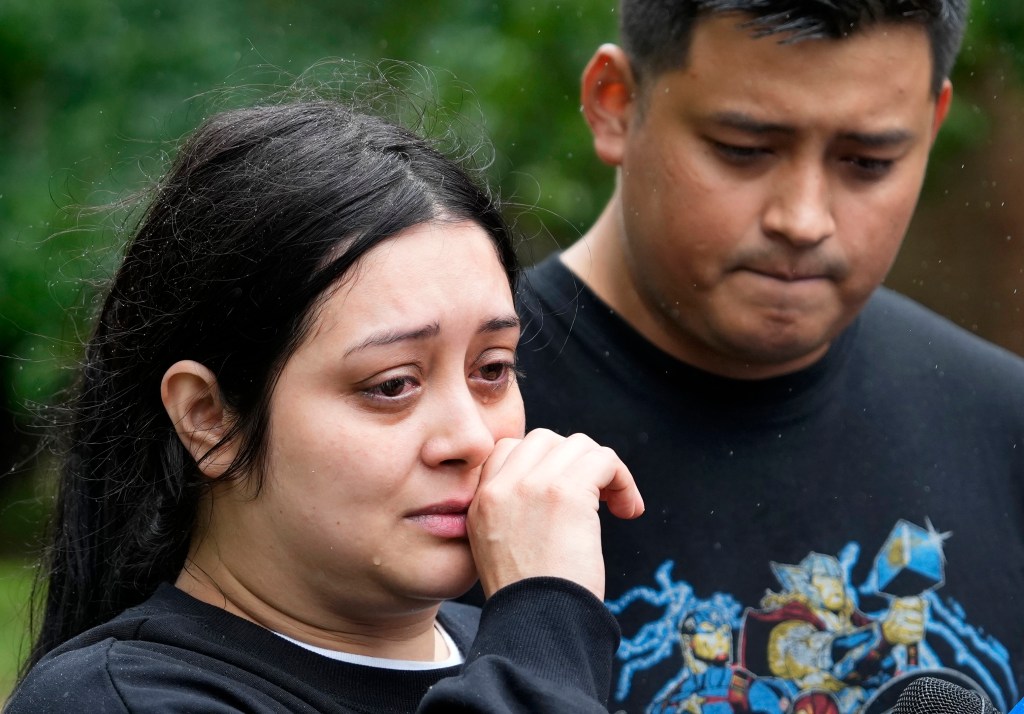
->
[761,161,836,247]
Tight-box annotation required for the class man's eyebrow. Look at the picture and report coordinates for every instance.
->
[710,111,795,135]
[345,322,441,356]
[710,111,915,146]
[838,129,915,147]
[344,314,519,357]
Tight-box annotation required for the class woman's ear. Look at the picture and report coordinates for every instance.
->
[581,43,638,167]
[161,360,236,478]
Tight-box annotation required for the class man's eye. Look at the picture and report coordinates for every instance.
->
[846,156,895,179]
[713,141,769,164]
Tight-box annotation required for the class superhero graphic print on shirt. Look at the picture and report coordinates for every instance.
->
[607,519,1015,714]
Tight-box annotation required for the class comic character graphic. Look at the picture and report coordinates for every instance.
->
[791,691,841,714]
[648,602,788,714]
[739,552,924,713]
[609,520,1016,713]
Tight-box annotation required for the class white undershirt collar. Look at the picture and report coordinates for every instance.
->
[273,622,464,671]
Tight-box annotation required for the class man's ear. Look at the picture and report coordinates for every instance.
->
[581,43,638,167]
[931,78,953,143]
[161,360,236,478]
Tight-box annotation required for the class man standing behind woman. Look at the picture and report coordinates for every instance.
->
[516,1,1024,712]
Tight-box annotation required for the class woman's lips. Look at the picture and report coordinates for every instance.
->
[406,501,471,539]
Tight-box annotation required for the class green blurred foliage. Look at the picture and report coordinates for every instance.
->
[935,0,1024,159]
[0,0,1021,554]
[0,558,34,700]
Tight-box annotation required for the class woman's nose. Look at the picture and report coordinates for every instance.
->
[420,385,497,470]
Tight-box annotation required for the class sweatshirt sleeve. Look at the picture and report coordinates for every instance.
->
[4,640,130,714]
[419,577,620,713]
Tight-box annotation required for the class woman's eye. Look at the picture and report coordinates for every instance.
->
[473,360,518,396]
[364,376,417,400]
[478,362,510,382]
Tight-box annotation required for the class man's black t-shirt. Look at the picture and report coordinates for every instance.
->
[517,255,1024,714]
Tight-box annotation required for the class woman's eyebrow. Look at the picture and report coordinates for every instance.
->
[344,314,518,357]
[480,314,520,333]
[345,322,441,356]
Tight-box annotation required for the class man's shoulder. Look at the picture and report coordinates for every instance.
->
[863,288,1024,375]
[519,252,581,308]
[521,251,563,282]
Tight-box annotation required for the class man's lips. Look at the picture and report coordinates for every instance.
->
[739,265,830,281]
[732,251,846,282]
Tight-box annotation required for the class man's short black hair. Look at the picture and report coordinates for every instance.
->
[619,0,969,95]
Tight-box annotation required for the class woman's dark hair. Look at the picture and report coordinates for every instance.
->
[619,0,969,96]
[25,98,518,672]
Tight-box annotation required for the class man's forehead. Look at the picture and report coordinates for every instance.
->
[659,12,934,80]
[641,16,936,121]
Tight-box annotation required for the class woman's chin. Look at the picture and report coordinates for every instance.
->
[410,553,478,602]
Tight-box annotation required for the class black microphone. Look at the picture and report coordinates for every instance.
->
[893,676,1001,714]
